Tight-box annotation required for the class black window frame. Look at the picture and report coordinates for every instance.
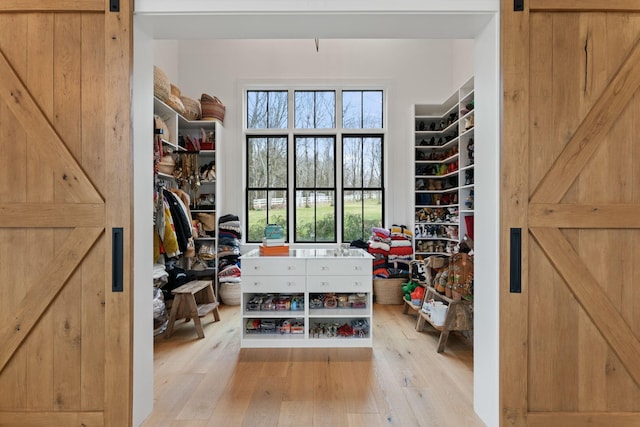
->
[244,87,385,244]
[341,134,385,243]
[245,135,289,242]
[293,135,338,243]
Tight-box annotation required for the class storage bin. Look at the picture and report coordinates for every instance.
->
[373,278,404,305]
[219,282,240,305]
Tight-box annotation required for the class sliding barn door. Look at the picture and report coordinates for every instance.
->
[0,1,132,426]
[502,2,640,426]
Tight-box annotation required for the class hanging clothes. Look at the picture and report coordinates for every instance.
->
[163,189,192,253]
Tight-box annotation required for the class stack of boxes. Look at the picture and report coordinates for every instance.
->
[259,224,289,256]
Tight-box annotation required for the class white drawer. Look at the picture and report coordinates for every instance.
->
[306,258,370,276]
[242,258,306,276]
[307,275,371,293]
[241,275,305,293]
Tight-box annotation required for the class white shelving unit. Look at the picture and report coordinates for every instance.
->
[154,97,223,278]
[413,77,474,259]
[239,248,373,348]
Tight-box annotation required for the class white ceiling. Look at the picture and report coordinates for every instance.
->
[134,0,498,40]
[136,12,495,40]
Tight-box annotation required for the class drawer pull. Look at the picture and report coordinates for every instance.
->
[253,282,261,287]
[253,266,260,270]
[287,281,295,286]
[321,281,329,286]
[354,266,362,271]
[321,266,329,271]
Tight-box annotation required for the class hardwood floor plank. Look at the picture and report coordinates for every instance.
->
[143,304,484,426]
[277,400,313,426]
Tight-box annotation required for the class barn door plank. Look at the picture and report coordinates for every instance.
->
[500,0,531,425]
[0,48,102,204]
[529,203,640,228]
[530,227,640,388]
[530,37,640,204]
[0,226,102,373]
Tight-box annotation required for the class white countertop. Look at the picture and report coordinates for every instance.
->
[240,248,373,259]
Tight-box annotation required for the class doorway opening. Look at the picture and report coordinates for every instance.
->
[133,8,500,427]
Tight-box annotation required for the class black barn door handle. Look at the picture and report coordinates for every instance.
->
[112,228,123,292]
[510,228,521,293]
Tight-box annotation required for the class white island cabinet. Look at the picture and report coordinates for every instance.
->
[239,248,373,348]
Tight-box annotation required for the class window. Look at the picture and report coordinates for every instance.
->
[342,90,383,128]
[247,90,288,128]
[342,136,383,242]
[246,88,384,243]
[246,136,288,241]
[294,91,336,128]
[294,136,336,242]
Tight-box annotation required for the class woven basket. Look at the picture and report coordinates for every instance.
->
[219,282,241,305]
[153,66,170,102]
[373,278,405,305]
[166,94,186,116]
[180,96,201,121]
[170,83,181,97]
[200,93,225,123]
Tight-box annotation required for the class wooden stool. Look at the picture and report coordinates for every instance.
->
[165,280,220,339]
[416,286,473,353]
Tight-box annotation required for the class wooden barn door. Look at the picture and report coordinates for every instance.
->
[0,1,132,426]
[502,2,640,426]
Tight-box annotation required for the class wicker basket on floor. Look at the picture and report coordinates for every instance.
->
[373,278,405,305]
[219,282,240,305]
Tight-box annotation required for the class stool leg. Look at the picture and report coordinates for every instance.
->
[204,283,221,322]
[165,296,182,338]
[436,329,451,353]
[186,295,205,339]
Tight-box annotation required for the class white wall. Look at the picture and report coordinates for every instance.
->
[165,38,467,229]
[132,23,155,427]
[473,14,500,427]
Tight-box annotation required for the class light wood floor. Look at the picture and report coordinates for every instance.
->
[142,303,484,427]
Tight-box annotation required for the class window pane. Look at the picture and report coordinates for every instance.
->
[248,190,268,241]
[295,190,335,242]
[343,190,383,242]
[342,91,362,128]
[294,91,314,128]
[247,137,267,187]
[343,190,364,242]
[315,137,334,187]
[268,137,288,187]
[247,91,288,129]
[248,190,288,242]
[315,91,335,128]
[363,137,382,187]
[295,137,315,187]
[342,137,363,187]
[363,91,383,128]
[267,191,288,237]
[268,91,288,128]
[247,91,267,129]
[294,91,335,128]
